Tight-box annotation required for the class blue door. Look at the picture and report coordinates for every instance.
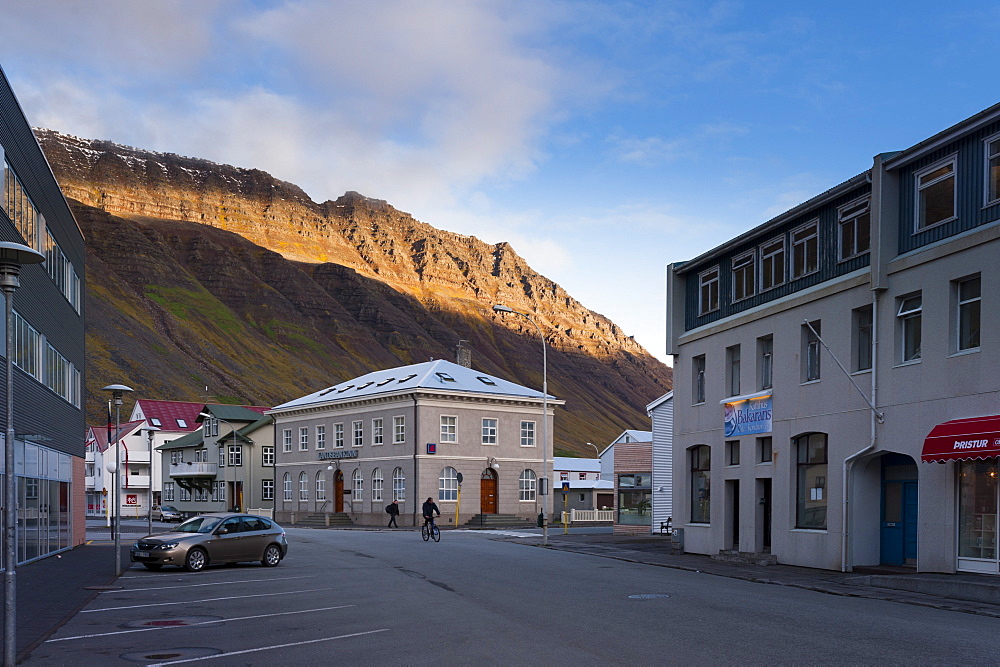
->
[880,456,918,566]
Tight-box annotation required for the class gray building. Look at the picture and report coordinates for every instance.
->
[667,101,1000,574]
[0,65,86,562]
[268,359,560,527]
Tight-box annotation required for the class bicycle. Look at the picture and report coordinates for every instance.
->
[421,518,441,542]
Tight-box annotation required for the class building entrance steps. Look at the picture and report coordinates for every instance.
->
[292,512,353,528]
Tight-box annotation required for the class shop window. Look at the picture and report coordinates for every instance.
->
[690,445,711,524]
[795,433,827,529]
[617,473,652,526]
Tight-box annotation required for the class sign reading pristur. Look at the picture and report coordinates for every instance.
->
[723,394,773,438]
[953,440,990,450]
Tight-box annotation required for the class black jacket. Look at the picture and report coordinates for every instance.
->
[422,500,440,518]
[386,503,400,516]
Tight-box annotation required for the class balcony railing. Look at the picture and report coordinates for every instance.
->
[85,452,95,463]
[127,451,151,464]
[123,475,151,488]
[169,462,218,478]
[85,476,96,489]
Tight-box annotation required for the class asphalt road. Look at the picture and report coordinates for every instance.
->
[28,527,1000,665]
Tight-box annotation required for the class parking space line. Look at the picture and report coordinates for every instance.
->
[83,587,339,612]
[147,628,390,665]
[103,575,313,592]
[47,605,354,643]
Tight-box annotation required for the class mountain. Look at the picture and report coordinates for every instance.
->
[36,129,672,455]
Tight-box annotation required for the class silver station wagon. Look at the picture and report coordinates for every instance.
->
[130,513,288,572]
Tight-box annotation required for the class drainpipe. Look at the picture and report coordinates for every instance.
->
[840,289,884,572]
[412,395,419,527]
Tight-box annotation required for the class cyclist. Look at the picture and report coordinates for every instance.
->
[422,497,440,529]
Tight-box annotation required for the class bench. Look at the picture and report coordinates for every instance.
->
[659,517,672,535]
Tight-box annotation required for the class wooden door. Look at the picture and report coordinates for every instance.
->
[480,470,498,514]
[334,470,344,512]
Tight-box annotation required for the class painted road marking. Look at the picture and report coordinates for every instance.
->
[100,575,314,593]
[83,587,340,612]
[147,628,391,665]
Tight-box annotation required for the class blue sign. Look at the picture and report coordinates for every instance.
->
[427,442,437,454]
[724,394,773,437]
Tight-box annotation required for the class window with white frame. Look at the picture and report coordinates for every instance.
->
[915,157,956,230]
[352,469,363,501]
[698,267,720,315]
[393,416,405,443]
[392,467,405,501]
[299,472,309,501]
[897,294,922,362]
[726,345,740,397]
[988,134,1000,206]
[372,418,383,445]
[299,427,308,451]
[956,276,981,352]
[171,450,183,465]
[282,429,292,452]
[693,354,706,404]
[838,197,870,260]
[228,444,242,467]
[791,221,819,278]
[13,311,41,380]
[335,423,344,448]
[803,321,821,382]
[179,486,191,502]
[316,472,326,501]
[520,421,535,447]
[164,482,175,502]
[210,481,221,502]
[440,415,457,443]
[482,418,497,445]
[283,473,292,501]
[372,468,383,502]
[353,420,363,447]
[519,469,537,501]
[262,446,274,466]
[731,251,755,301]
[852,306,873,372]
[757,335,773,390]
[439,467,458,501]
[759,238,785,291]
[316,425,326,450]
[262,479,274,501]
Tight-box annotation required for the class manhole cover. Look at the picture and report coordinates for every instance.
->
[120,647,222,663]
[121,615,223,629]
[628,593,670,600]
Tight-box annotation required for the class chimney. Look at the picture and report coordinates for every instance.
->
[456,340,472,368]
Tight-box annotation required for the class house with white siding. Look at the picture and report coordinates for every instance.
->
[647,392,674,534]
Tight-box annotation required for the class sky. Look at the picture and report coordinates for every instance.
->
[3,1,1000,363]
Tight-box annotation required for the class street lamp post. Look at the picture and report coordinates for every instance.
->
[145,426,160,535]
[1,241,45,666]
[103,384,133,577]
[493,304,550,546]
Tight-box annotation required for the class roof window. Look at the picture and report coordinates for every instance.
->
[477,376,497,386]
[435,372,456,382]
[356,381,374,390]
[176,419,188,428]
[398,374,417,383]
[319,386,337,396]
[337,385,355,393]
[150,418,162,427]
[376,378,395,386]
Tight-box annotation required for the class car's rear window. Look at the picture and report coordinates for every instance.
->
[173,516,221,534]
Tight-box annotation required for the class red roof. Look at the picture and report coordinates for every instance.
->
[132,400,269,433]
[85,420,145,453]
[922,415,1000,463]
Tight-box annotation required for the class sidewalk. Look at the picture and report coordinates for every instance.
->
[533,532,1000,617]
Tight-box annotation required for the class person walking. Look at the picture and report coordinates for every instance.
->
[386,499,400,527]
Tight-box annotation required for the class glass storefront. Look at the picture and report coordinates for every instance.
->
[617,473,652,526]
[1,439,74,566]
[958,459,999,572]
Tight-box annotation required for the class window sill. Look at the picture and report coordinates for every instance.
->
[756,461,773,466]
[849,368,871,377]
[800,379,821,386]
[791,528,828,534]
[692,401,706,407]
[913,215,958,235]
[948,348,981,359]
[893,359,921,368]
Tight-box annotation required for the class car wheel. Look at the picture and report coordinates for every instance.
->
[184,548,208,572]
[261,544,282,567]
[142,563,163,571]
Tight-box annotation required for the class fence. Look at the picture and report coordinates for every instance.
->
[561,509,614,523]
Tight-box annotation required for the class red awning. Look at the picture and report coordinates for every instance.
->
[922,415,1000,462]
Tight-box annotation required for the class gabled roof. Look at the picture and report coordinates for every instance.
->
[156,429,204,451]
[646,390,673,414]
[271,359,556,412]
[612,430,652,445]
[133,400,269,433]
[553,456,601,473]
[199,404,270,423]
[85,420,145,453]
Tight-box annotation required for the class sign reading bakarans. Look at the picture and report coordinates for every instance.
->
[318,450,359,460]
[723,393,773,437]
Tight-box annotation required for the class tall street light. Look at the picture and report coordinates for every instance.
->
[493,304,550,546]
[102,384,133,577]
[144,426,160,535]
[1,241,45,667]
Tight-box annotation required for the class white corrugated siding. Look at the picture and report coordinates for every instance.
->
[650,396,673,530]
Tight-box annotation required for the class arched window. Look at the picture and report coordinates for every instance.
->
[392,467,405,502]
[372,468,384,503]
[283,473,292,501]
[299,472,309,501]
[690,445,711,523]
[519,469,537,501]
[316,471,326,501]
[439,467,458,501]
[795,433,828,529]
[352,469,364,501]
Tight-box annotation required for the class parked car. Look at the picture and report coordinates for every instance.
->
[156,505,183,522]
[130,513,288,572]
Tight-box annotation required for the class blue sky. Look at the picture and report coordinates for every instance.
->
[3,1,1000,362]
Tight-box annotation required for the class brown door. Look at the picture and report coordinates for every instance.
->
[480,470,498,514]
[334,471,344,512]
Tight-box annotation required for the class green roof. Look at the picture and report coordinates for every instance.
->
[156,429,204,451]
[200,404,266,423]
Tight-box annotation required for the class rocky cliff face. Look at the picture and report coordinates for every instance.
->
[38,129,672,454]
